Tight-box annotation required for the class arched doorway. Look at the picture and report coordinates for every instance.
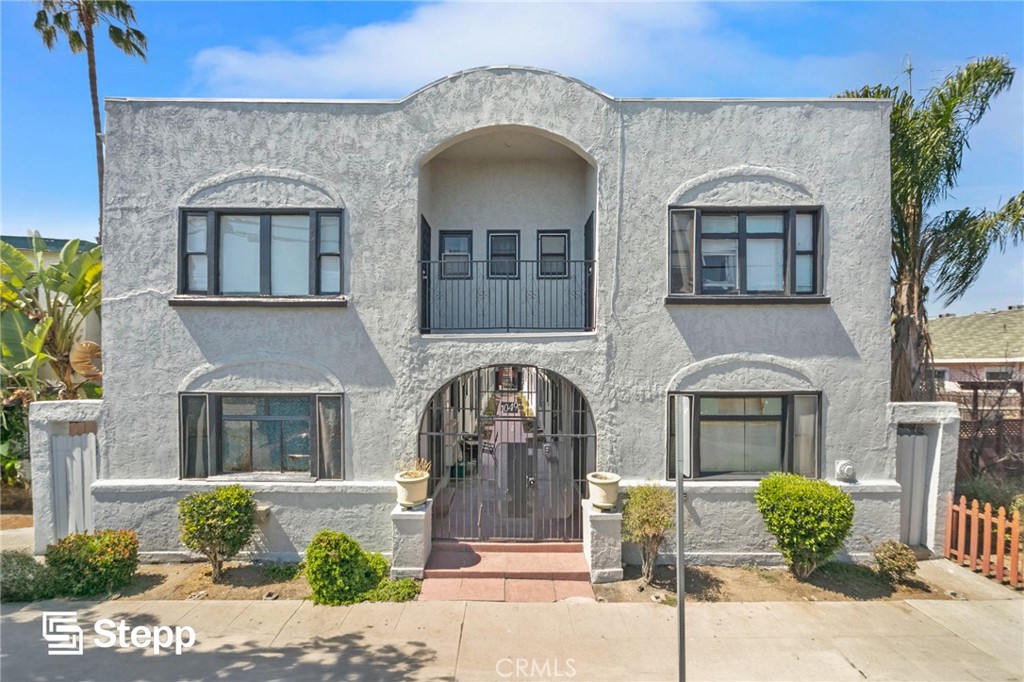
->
[419,366,596,541]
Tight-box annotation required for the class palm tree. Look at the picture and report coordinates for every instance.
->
[34,0,146,239]
[842,57,1023,401]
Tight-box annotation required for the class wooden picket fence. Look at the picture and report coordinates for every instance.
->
[944,492,1022,588]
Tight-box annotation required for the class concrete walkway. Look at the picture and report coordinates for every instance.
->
[3,593,1021,681]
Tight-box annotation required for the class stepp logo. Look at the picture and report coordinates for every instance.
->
[42,612,84,656]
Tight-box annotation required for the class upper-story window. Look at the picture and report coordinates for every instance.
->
[668,208,821,297]
[538,231,570,278]
[439,231,472,279]
[488,231,520,279]
[179,210,343,296]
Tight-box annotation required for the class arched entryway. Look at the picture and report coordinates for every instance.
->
[419,365,596,541]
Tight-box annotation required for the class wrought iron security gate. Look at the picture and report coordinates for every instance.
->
[421,366,596,541]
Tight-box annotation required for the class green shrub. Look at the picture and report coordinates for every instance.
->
[872,540,918,584]
[178,485,256,582]
[305,529,389,605]
[261,561,304,582]
[956,475,1024,511]
[45,529,139,596]
[1007,493,1024,520]
[754,473,854,579]
[622,484,675,585]
[0,551,57,602]
[361,578,421,603]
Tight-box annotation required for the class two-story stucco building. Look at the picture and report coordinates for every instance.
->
[84,66,897,566]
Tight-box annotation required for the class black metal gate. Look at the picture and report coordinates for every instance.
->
[420,366,596,541]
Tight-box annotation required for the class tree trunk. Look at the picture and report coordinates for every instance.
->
[891,276,935,402]
[84,22,104,242]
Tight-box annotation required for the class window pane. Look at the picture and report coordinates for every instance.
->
[702,215,738,234]
[700,422,746,473]
[320,255,342,293]
[540,235,566,256]
[746,239,784,291]
[744,421,783,471]
[222,397,264,416]
[747,214,784,234]
[796,214,814,251]
[318,396,343,479]
[670,211,694,294]
[221,420,252,472]
[700,397,746,416]
[282,420,310,472]
[795,254,814,293]
[251,420,281,472]
[268,396,310,418]
[701,239,738,292]
[271,215,310,296]
[319,216,341,253]
[441,234,470,256]
[746,397,782,416]
[181,395,208,478]
[793,395,819,477]
[187,255,208,292]
[220,215,261,294]
[491,234,518,256]
[186,215,207,253]
[700,421,782,474]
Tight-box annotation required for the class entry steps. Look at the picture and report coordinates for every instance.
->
[424,541,590,580]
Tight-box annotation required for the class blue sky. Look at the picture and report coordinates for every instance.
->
[2,1,1021,315]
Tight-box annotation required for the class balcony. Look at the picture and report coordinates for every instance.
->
[420,259,595,334]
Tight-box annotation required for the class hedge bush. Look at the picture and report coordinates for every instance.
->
[0,551,58,602]
[872,540,918,584]
[754,473,854,579]
[622,484,675,585]
[45,529,139,596]
[361,577,421,603]
[305,529,389,605]
[178,484,256,582]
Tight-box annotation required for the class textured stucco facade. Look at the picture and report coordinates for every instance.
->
[92,67,895,563]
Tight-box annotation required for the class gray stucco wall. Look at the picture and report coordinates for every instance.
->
[97,67,892,561]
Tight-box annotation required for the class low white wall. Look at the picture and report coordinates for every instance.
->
[29,399,103,553]
[90,479,394,562]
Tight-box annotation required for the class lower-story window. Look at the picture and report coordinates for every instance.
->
[180,393,343,479]
[667,392,819,480]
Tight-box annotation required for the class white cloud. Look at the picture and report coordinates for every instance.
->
[192,2,717,99]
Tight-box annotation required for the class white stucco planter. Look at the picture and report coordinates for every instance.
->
[587,472,621,510]
[395,472,430,509]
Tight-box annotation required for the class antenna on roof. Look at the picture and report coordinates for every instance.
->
[904,54,913,94]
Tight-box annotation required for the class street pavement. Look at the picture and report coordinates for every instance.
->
[2,581,1021,682]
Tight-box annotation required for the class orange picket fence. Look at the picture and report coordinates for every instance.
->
[944,492,1023,588]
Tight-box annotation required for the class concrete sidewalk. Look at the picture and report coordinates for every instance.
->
[2,594,1022,682]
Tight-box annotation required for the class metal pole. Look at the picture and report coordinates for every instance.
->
[676,448,686,682]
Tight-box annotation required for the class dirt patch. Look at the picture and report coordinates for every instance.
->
[0,513,33,530]
[0,484,32,513]
[593,562,948,604]
[115,561,311,601]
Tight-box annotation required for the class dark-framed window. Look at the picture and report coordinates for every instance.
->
[179,393,343,479]
[985,369,1013,382]
[179,209,343,296]
[667,208,821,296]
[538,231,570,278]
[667,392,820,480]
[495,366,523,392]
[439,231,472,279]
[488,231,520,279]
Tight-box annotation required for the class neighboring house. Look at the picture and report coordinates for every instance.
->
[91,67,894,564]
[1,234,102,347]
[931,306,1024,387]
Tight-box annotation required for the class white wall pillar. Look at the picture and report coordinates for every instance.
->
[582,499,623,583]
[390,500,432,579]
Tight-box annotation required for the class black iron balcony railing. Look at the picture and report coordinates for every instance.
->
[420,259,596,333]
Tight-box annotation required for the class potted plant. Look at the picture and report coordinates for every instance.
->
[395,457,432,508]
[587,471,621,510]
